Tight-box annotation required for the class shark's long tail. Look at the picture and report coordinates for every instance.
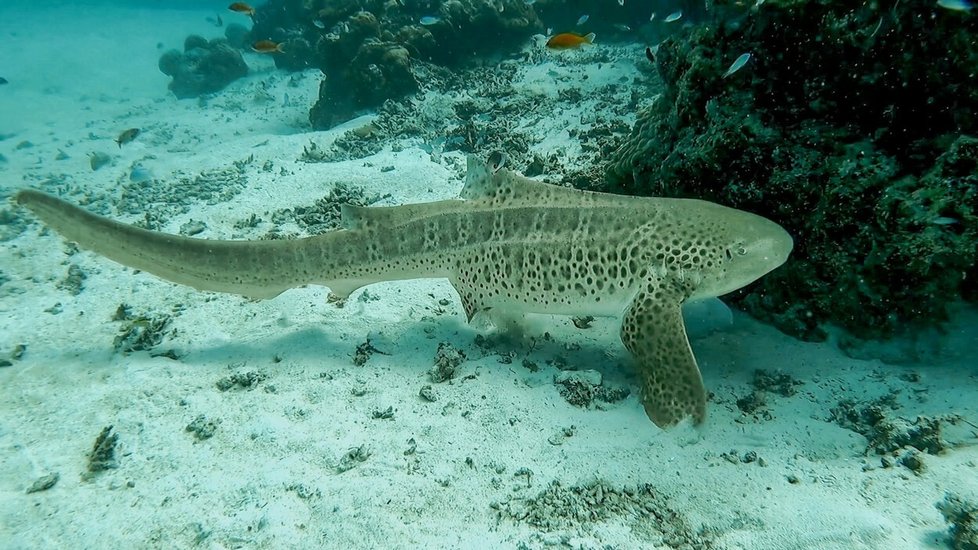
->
[15,190,336,300]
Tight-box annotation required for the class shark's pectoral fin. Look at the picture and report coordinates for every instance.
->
[620,281,707,428]
[325,279,372,300]
[449,278,485,322]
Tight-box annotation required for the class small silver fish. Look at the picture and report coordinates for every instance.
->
[487,151,507,173]
[613,24,632,32]
[577,14,589,25]
[937,0,972,11]
[650,12,656,21]
[618,0,624,5]
[419,16,440,25]
[664,10,682,22]
[723,52,751,78]
[932,216,960,225]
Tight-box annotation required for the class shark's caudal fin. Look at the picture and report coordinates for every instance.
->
[15,190,336,300]
[620,278,707,428]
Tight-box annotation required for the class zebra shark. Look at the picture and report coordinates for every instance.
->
[14,155,792,428]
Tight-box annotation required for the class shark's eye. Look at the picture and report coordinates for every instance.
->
[737,246,748,256]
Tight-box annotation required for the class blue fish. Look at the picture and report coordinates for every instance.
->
[419,16,441,25]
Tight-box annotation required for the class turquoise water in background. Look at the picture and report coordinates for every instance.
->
[0,1,240,130]
[1,1,977,548]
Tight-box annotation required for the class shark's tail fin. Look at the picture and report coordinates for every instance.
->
[15,190,332,300]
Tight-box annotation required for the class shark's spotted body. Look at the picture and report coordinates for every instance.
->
[15,156,792,427]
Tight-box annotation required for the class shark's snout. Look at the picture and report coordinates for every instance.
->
[760,220,794,269]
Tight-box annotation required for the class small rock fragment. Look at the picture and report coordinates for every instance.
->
[419,385,437,402]
[430,342,465,382]
[57,264,86,296]
[336,445,371,473]
[26,473,60,494]
[215,371,268,391]
[554,370,629,408]
[352,339,386,366]
[185,415,219,441]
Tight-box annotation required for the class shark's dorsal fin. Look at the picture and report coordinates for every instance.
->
[462,154,640,208]
[461,154,562,201]
[461,155,587,204]
[459,155,497,199]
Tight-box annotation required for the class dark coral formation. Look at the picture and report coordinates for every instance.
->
[247,0,543,128]
[158,35,249,99]
[607,0,978,340]
[937,493,978,550]
[310,40,417,129]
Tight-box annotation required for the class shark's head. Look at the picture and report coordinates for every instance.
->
[688,203,794,299]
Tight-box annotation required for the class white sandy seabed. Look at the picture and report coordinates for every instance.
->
[1,3,976,550]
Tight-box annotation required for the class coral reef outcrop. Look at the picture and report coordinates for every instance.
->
[606,0,977,341]
[310,40,416,129]
[158,35,249,99]
[247,0,543,128]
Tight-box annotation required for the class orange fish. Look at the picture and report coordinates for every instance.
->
[546,32,596,49]
[251,40,285,54]
[228,2,255,16]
